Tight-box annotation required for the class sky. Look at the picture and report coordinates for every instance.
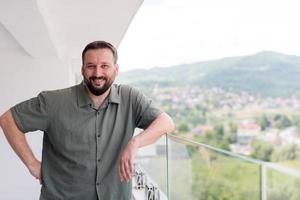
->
[118,0,300,72]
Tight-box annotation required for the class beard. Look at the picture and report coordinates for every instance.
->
[83,75,114,96]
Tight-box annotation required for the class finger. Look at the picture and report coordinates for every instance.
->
[120,159,127,181]
[128,158,134,176]
[118,160,124,182]
[125,159,133,182]
[34,172,41,184]
[122,159,129,181]
[40,167,43,185]
[40,173,43,185]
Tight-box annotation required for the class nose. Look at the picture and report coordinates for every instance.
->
[94,65,104,77]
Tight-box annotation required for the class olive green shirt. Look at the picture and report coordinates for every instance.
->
[11,83,162,200]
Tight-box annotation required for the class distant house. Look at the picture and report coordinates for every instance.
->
[229,120,261,155]
[230,143,252,156]
[193,125,214,135]
[256,129,282,145]
[237,120,261,144]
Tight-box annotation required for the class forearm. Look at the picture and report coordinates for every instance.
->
[118,112,174,181]
[133,112,175,148]
[0,110,38,168]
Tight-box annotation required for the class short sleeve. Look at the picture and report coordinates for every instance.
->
[131,88,162,129]
[10,92,50,133]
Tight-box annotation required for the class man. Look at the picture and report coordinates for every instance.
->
[0,41,175,200]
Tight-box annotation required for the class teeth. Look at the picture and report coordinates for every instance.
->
[93,79,104,86]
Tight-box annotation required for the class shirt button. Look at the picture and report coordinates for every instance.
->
[97,134,101,138]
[97,158,101,162]
[97,111,100,115]
[96,182,100,186]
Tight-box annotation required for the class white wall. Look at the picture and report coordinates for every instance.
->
[0,46,71,200]
[0,0,142,197]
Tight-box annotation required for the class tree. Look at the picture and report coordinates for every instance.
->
[215,124,225,141]
[273,114,292,129]
[251,140,274,161]
[178,123,189,133]
[271,144,300,162]
[258,114,270,131]
[296,124,300,137]
[228,122,238,143]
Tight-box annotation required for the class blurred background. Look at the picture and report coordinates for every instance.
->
[1,0,300,199]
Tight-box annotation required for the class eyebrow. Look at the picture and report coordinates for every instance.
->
[86,62,111,65]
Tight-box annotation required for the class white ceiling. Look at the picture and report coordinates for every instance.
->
[0,0,143,59]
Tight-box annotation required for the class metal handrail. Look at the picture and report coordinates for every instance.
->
[167,133,300,178]
[167,133,263,164]
[134,133,300,200]
[167,133,300,200]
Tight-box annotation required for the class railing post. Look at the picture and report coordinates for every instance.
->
[260,164,267,200]
[166,134,170,200]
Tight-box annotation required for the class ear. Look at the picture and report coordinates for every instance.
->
[115,63,119,75]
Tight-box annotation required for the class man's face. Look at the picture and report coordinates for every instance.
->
[82,48,119,96]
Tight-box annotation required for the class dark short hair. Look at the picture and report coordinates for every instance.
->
[82,41,118,65]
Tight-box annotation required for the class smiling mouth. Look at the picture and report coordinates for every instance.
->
[93,79,104,85]
[91,77,106,86]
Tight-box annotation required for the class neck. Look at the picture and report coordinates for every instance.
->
[84,85,111,108]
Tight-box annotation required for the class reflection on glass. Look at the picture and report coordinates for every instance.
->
[167,136,260,200]
[267,168,300,200]
[135,135,168,197]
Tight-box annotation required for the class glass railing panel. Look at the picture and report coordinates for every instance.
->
[133,134,168,199]
[266,165,300,200]
[167,135,261,200]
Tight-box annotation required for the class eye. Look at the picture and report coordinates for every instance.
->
[86,64,96,68]
[102,64,110,69]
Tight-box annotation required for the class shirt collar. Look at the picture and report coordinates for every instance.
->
[77,82,120,107]
[108,84,121,104]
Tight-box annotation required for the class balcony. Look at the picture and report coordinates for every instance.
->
[133,134,300,200]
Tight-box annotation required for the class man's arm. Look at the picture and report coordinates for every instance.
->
[118,112,175,182]
[0,110,42,184]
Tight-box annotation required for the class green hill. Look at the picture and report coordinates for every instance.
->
[117,51,300,97]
